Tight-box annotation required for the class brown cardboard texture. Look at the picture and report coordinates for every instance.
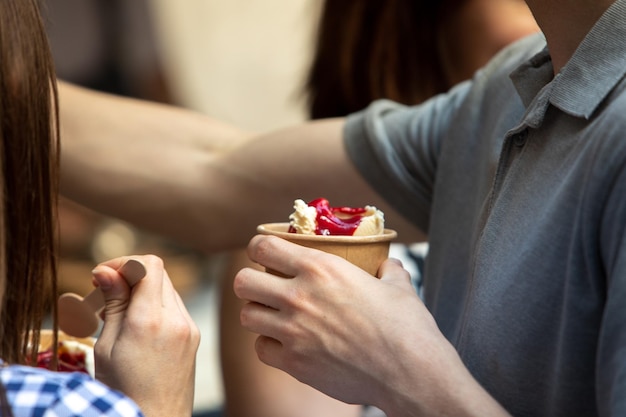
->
[256,223,397,277]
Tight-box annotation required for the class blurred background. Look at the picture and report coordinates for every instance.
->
[42,0,541,415]
[43,0,321,414]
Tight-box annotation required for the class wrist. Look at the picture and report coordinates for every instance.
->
[376,332,511,417]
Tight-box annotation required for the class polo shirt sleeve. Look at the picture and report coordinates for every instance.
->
[343,82,472,233]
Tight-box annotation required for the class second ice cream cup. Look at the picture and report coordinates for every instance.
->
[37,329,96,376]
[257,222,397,277]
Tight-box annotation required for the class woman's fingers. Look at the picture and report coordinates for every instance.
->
[93,254,199,416]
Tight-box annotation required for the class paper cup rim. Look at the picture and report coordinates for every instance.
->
[257,223,397,243]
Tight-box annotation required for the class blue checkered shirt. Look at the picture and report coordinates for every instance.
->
[0,362,144,416]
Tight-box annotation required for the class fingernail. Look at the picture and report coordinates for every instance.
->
[91,267,112,290]
[388,257,404,266]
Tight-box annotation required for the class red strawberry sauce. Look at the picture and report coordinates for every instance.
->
[288,198,367,236]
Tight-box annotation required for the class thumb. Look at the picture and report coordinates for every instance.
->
[92,265,132,331]
[377,258,413,290]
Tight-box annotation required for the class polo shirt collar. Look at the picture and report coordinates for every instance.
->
[511,0,626,122]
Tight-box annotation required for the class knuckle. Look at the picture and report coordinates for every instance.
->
[172,320,195,343]
[249,235,279,260]
[254,336,272,363]
[94,341,108,359]
[141,254,164,269]
[232,268,252,298]
[283,285,308,310]
[239,303,254,328]
[191,324,201,346]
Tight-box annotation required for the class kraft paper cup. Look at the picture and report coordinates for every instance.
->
[256,222,397,277]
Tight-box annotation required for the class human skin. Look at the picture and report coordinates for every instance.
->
[230,1,616,415]
[58,0,612,264]
[438,0,539,86]
[59,0,617,415]
[58,82,418,417]
[220,249,362,417]
[59,83,422,250]
[235,237,512,417]
[219,1,539,416]
[93,254,200,417]
[524,0,614,74]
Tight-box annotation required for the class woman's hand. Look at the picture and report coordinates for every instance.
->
[91,254,200,417]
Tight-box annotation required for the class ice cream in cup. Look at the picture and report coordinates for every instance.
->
[36,329,96,376]
[257,198,397,277]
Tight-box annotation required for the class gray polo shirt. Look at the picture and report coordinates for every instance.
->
[344,1,626,416]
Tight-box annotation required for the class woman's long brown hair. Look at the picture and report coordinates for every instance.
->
[0,0,60,370]
[305,0,459,118]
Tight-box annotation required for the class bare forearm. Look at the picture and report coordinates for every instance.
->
[59,82,424,252]
[59,81,252,250]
